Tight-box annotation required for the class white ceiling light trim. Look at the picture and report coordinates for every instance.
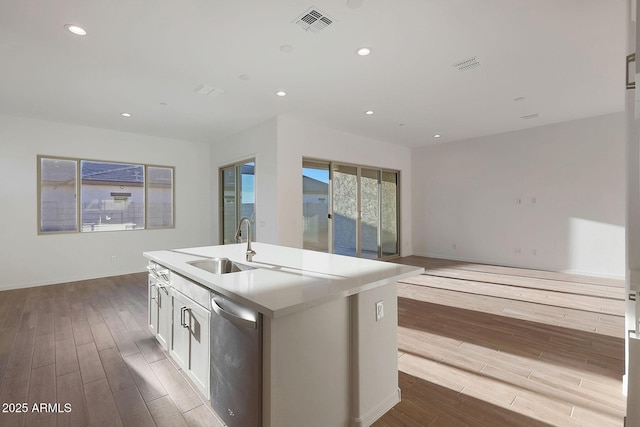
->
[276,91,287,97]
[121,112,132,117]
[356,47,371,56]
[64,24,87,36]
[364,110,374,115]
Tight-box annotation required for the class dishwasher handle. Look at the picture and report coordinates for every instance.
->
[211,297,257,330]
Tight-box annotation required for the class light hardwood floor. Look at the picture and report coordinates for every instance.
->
[0,258,626,426]
[375,257,626,427]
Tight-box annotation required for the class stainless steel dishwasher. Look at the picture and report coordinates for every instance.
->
[210,292,262,427]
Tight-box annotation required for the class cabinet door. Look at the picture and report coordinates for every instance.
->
[187,302,210,398]
[170,291,191,370]
[148,278,159,334]
[170,289,211,399]
[156,285,171,350]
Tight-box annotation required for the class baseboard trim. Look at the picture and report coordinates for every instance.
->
[410,252,624,281]
[350,388,401,427]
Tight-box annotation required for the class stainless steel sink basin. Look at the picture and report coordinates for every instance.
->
[188,258,256,274]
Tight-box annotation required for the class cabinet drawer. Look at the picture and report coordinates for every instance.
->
[170,273,210,308]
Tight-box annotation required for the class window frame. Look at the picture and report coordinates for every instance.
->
[302,157,401,260]
[37,155,175,235]
[218,158,256,245]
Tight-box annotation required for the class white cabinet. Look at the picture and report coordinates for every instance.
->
[170,288,210,399]
[147,262,211,399]
[148,277,159,334]
[148,275,171,350]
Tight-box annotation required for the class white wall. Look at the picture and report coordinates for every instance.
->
[210,118,278,245]
[412,112,625,278]
[276,115,413,255]
[210,116,413,255]
[0,114,212,290]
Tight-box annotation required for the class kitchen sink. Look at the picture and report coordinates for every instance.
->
[188,258,256,274]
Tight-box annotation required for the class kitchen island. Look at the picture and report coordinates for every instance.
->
[144,243,423,427]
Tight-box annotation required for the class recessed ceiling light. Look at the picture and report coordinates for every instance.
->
[121,112,132,117]
[276,91,287,97]
[433,134,441,138]
[239,74,250,81]
[357,47,371,56]
[64,24,87,36]
[280,45,294,53]
[364,110,374,115]
[514,96,526,102]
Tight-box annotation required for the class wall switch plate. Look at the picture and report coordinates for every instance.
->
[375,301,384,321]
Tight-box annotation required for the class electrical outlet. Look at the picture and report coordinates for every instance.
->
[375,301,384,321]
[514,248,522,255]
[111,256,117,263]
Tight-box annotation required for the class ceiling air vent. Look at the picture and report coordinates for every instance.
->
[193,84,224,97]
[294,7,334,33]
[452,56,480,71]
[520,113,540,120]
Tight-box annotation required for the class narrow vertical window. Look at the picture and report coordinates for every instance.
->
[39,157,78,233]
[147,166,174,228]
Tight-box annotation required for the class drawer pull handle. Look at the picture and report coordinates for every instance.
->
[180,306,189,328]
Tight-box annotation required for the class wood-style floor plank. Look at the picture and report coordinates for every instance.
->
[56,370,89,427]
[0,261,626,427]
[124,352,168,402]
[77,341,106,385]
[149,358,203,414]
[374,256,625,427]
[99,347,137,393]
[113,385,156,427]
[146,395,189,427]
[26,363,57,426]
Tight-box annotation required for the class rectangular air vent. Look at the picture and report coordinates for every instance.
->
[194,84,225,97]
[294,7,334,33]
[452,56,480,71]
[520,113,540,120]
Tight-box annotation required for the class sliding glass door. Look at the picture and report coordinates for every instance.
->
[302,159,400,259]
[381,171,399,257]
[360,168,380,259]
[302,160,331,252]
[220,160,255,244]
[333,165,358,257]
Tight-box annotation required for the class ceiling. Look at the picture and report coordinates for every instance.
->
[0,0,626,147]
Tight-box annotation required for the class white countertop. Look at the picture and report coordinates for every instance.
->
[143,243,423,318]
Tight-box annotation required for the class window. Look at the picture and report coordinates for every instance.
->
[220,160,255,244]
[38,156,174,234]
[303,159,400,259]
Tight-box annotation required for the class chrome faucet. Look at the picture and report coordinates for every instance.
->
[235,217,256,262]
